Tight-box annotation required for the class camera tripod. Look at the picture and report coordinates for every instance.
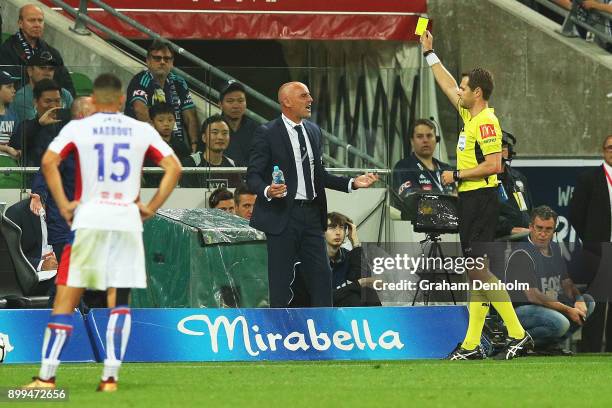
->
[411,233,457,306]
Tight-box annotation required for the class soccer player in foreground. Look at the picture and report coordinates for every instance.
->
[420,31,533,360]
[24,73,182,391]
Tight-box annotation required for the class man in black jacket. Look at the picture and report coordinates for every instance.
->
[0,4,75,96]
[569,134,612,352]
[247,82,378,307]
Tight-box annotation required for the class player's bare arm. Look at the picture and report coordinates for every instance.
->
[420,31,461,110]
[139,154,182,220]
[442,152,502,185]
[41,150,79,225]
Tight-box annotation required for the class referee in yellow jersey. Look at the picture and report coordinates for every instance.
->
[420,31,533,360]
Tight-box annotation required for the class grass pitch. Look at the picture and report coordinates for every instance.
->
[1,356,611,407]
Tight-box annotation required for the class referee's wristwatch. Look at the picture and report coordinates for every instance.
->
[452,170,461,182]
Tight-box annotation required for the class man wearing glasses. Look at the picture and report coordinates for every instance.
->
[125,39,199,152]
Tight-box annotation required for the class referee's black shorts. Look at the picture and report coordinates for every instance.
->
[457,186,499,258]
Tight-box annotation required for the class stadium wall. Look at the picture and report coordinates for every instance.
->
[429,0,612,157]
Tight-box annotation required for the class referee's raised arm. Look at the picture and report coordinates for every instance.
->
[420,31,461,111]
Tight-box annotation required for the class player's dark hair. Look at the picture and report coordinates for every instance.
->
[33,78,60,100]
[412,118,436,138]
[530,205,558,224]
[462,68,494,101]
[200,114,229,136]
[149,103,175,120]
[209,187,234,208]
[147,39,174,58]
[93,73,122,92]
[234,183,255,205]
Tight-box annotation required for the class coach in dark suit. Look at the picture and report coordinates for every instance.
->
[247,82,378,307]
[569,134,612,352]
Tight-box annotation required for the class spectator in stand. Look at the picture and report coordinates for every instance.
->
[9,79,68,167]
[0,4,75,96]
[582,0,612,52]
[219,80,259,166]
[0,71,19,160]
[11,53,73,124]
[182,114,240,189]
[234,183,256,220]
[144,103,191,187]
[208,187,235,214]
[125,39,199,151]
[0,71,21,188]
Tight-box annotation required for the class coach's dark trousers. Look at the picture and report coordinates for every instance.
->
[265,202,332,308]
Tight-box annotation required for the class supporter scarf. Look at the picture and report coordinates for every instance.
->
[166,76,185,141]
[16,29,36,60]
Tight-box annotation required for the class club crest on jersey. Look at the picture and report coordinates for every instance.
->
[479,124,497,139]
[398,181,412,195]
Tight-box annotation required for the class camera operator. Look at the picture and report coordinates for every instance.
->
[393,118,454,197]
[495,131,533,239]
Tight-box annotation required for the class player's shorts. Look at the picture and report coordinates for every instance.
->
[457,186,499,259]
[56,229,146,290]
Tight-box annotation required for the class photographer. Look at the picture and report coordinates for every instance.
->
[506,206,595,355]
[9,79,69,167]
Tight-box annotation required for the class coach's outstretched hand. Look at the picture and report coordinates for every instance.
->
[352,172,379,189]
[59,200,79,226]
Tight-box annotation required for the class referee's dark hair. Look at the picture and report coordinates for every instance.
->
[462,68,494,101]
[530,205,558,224]
[209,187,234,209]
[33,79,61,100]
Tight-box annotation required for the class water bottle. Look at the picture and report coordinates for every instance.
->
[272,165,285,185]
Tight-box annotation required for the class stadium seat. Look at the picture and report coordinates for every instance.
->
[70,72,93,97]
[0,208,53,308]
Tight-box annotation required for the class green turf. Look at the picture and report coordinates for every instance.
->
[1,357,611,407]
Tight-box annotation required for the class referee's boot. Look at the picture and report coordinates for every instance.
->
[446,343,487,360]
[496,331,535,360]
[23,376,56,389]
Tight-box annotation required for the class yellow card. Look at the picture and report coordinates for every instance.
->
[415,17,429,36]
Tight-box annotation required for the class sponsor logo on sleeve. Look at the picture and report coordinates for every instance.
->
[479,124,497,139]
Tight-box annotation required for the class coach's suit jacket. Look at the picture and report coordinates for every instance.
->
[247,117,350,234]
[5,199,43,269]
[570,165,612,250]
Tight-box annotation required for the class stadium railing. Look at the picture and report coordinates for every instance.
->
[49,0,386,169]
[527,0,612,45]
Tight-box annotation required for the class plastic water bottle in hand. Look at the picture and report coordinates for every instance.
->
[272,165,285,185]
